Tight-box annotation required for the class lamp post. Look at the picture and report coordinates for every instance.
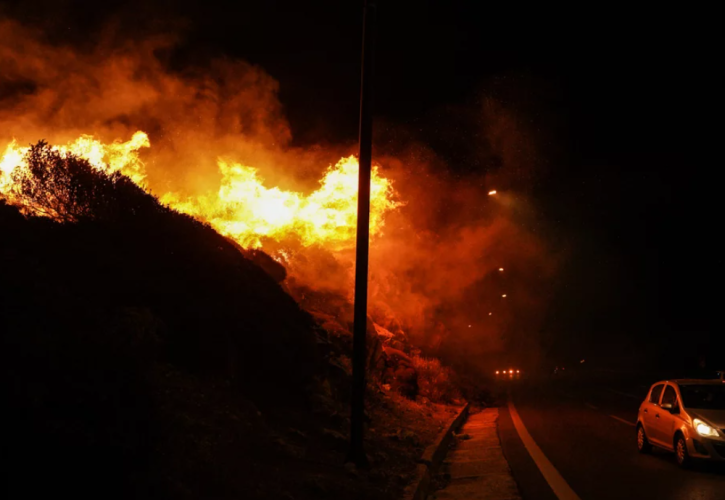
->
[348,0,376,468]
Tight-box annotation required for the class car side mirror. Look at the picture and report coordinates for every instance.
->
[661,403,679,414]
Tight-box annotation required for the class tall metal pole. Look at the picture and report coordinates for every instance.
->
[348,0,376,468]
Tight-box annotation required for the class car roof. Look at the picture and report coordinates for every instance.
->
[669,379,724,385]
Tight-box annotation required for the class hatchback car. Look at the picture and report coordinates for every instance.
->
[637,379,725,467]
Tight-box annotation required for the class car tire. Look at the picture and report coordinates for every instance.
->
[675,434,691,468]
[637,424,652,454]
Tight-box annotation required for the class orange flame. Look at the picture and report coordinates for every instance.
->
[163,156,399,249]
[0,132,401,250]
[1,132,150,206]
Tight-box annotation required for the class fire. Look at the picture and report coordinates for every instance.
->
[0,132,401,250]
[0,141,24,196]
[163,155,399,249]
[1,131,150,190]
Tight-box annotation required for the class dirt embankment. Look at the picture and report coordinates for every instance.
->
[1,163,461,500]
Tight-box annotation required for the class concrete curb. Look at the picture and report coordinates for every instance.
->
[403,403,470,500]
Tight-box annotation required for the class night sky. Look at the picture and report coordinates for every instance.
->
[2,1,722,367]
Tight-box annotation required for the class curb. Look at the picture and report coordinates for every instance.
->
[403,403,470,500]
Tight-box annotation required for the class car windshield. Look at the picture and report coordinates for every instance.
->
[678,384,725,410]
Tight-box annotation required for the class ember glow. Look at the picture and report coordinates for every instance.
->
[0,132,400,250]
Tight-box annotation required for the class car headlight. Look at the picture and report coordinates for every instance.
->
[693,419,719,438]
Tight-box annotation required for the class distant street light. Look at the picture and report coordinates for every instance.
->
[502,294,507,298]
[488,312,492,316]
[488,190,497,195]
[499,268,504,272]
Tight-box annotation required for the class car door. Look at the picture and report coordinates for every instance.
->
[650,384,679,449]
[642,383,665,446]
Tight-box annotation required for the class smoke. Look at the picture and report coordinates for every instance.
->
[0,18,339,193]
[0,17,557,374]
[369,145,556,374]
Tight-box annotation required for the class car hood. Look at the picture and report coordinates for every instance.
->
[687,409,725,429]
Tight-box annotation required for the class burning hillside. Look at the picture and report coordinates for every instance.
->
[0,16,554,375]
[1,11,558,500]
[1,132,402,250]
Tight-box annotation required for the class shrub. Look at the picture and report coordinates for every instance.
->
[410,355,461,404]
[10,141,162,222]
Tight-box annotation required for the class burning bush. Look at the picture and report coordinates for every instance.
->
[8,140,161,222]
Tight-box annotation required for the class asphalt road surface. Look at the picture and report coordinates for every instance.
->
[495,373,725,500]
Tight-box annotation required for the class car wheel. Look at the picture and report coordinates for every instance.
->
[637,424,652,454]
[675,434,691,468]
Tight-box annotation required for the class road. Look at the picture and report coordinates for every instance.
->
[495,374,725,500]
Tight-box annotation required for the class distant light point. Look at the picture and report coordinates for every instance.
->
[488,190,497,195]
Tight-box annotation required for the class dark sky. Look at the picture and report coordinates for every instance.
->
[2,0,722,365]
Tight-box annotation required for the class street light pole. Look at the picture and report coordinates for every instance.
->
[348,0,376,468]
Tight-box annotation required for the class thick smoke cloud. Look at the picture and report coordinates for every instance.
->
[0,18,337,193]
[0,17,556,375]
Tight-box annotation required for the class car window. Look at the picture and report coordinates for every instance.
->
[661,385,678,407]
[678,384,725,410]
[649,384,664,404]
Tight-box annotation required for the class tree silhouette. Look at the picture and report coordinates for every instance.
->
[11,141,160,222]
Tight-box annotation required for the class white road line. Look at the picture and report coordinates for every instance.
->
[508,400,582,500]
[604,388,640,400]
[584,402,598,410]
[609,415,636,427]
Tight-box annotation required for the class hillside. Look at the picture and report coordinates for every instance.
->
[0,145,461,499]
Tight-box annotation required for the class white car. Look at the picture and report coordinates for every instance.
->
[637,379,725,467]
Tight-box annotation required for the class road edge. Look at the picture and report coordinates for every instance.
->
[508,399,582,500]
[403,402,470,500]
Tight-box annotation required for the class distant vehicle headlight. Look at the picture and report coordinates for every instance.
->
[693,419,719,438]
